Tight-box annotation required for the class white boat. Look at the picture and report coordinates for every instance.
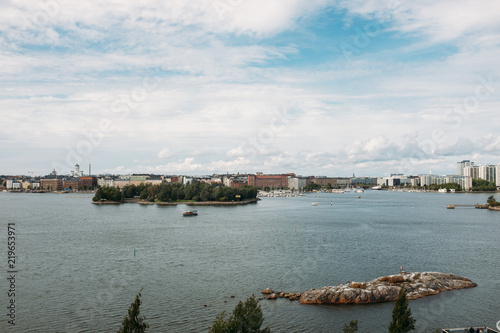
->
[371,186,382,190]
[311,202,318,206]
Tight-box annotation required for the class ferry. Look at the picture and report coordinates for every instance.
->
[183,210,198,217]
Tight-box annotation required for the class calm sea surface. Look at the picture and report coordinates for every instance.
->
[0,191,499,332]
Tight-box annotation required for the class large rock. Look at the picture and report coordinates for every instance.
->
[261,288,274,295]
[296,272,476,304]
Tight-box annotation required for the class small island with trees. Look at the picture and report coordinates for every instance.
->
[92,180,259,206]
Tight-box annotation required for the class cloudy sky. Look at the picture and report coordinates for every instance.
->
[1,0,500,176]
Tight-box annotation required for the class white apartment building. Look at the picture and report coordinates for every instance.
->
[497,163,500,187]
[464,166,479,179]
[457,160,474,176]
[478,165,496,183]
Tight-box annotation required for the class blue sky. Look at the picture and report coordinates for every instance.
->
[1,0,500,176]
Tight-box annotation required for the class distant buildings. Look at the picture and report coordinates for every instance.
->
[1,158,499,192]
[247,174,288,188]
[457,160,473,176]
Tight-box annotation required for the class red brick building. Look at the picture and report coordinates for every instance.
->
[78,177,97,190]
[40,179,63,191]
[247,174,288,189]
[63,179,79,190]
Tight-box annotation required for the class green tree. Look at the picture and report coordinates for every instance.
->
[304,183,321,191]
[471,178,496,191]
[117,288,150,333]
[209,295,270,333]
[388,288,415,333]
[487,195,499,206]
[343,320,358,333]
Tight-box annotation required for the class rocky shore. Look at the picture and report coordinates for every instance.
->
[263,272,476,304]
[91,201,121,205]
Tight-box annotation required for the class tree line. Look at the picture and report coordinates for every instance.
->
[93,181,258,203]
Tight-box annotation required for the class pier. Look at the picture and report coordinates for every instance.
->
[446,204,489,209]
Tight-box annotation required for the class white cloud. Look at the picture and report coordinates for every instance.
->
[157,148,173,159]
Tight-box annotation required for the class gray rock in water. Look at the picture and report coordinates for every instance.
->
[296,272,476,304]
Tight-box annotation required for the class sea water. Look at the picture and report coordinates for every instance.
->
[0,191,498,332]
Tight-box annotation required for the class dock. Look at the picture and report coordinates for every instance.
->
[446,204,489,209]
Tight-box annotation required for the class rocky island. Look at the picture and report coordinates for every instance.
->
[263,272,476,304]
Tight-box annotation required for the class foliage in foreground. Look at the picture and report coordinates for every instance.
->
[117,288,150,333]
[209,295,270,333]
[388,288,416,333]
[487,195,500,206]
[343,320,358,333]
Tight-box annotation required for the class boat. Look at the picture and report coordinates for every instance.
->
[183,210,198,216]
[371,186,382,190]
[311,202,318,206]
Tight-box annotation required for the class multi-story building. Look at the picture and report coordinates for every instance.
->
[62,178,79,190]
[130,175,148,186]
[41,178,63,191]
[379,175,415,187]
[114,179,130,189]
[478,165,496,183]
[288,176,311,190]
[351,177,378,186]
[78,177,97,190]
[464,165,479,179]
[98,177,115,187]
[497,163,500,187]
[457,160,474,176]
[311,177,337,187]
[145,176,163,185]
[247,174,288,189]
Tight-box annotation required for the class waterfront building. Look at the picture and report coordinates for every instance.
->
[351,177,378,186]
[457,160,474,176]
[464,165,479,179]
[379,175,415,187]
[497,163,500,187]
[288,176,311,190]
[97,177,115,187]
[247,174,288,189]
[78,176,97,190]
[41,178,63,191]
[478,164,496,183]
[62,178,79,191]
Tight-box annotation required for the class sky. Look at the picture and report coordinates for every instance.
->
[1,0,500,177]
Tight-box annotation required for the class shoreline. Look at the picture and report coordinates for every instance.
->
[93,198,260,206]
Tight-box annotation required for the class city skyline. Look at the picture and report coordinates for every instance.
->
[2,1,500,176]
